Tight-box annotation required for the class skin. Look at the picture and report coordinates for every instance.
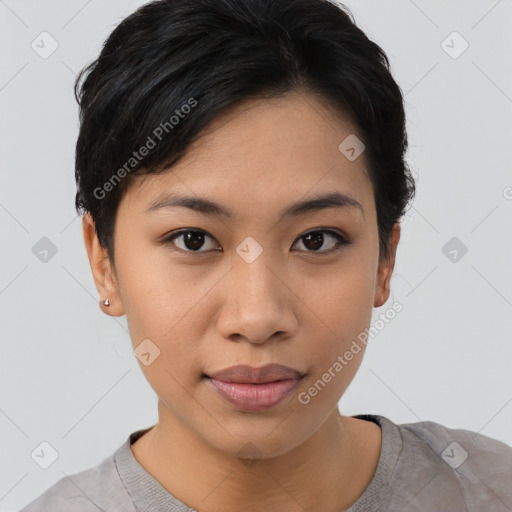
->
[83,89,400,512]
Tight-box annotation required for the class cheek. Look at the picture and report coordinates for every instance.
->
[114,243,214,381]
[298,257,375,387]
[116,252,207,413]
[114,238,190,337]
[301,256,376,336]
[297,279,372,413]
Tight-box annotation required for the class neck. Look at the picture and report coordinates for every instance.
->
[131,402,381,512]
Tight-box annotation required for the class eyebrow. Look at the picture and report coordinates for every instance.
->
[145,191,364,220]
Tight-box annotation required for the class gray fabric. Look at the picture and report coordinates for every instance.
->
[19,414,512,511]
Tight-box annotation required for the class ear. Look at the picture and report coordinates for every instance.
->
[82,212,125,317]
[374,223,400,308]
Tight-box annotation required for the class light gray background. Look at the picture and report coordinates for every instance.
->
[1,0,511,510]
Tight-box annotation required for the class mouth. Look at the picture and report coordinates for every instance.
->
[203,363,306,412]
[204,363,306,384]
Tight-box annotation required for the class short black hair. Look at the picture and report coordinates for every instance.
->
[74,0,415,264]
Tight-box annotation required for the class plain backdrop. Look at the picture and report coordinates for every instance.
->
[1,0,511,510]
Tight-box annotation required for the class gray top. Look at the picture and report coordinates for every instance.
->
[20,414,512,511]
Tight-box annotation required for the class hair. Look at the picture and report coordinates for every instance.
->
[74,0,415,265]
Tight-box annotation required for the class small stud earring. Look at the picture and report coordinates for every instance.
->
[102,299,111,307]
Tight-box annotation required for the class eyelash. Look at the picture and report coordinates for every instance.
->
[161,228,350,255]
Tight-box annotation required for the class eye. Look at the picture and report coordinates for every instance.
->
[163,229,220,253]
[162,228,349,255]
[292,229,349,253]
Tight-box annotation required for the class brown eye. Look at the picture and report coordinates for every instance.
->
[292,229,349,253]
[164,230,220,252]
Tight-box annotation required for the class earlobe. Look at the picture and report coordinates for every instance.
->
[374,223,400,308]
[82,213,125,317]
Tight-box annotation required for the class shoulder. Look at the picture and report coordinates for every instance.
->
[399,418,512,476]
[400,417,512,459]
[19,446,136,512]
[389,416,512,510]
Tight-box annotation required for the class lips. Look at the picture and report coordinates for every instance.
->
[205,363,305,384]
[204,363,306,412]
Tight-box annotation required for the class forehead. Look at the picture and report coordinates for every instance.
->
[123,90,374,220]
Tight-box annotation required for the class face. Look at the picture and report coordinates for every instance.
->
[84,90,399,459]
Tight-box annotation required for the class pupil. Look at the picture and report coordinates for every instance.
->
[184,231,204,251]
[304,232,323,251]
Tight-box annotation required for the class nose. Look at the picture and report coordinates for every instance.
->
[216,249,299,344]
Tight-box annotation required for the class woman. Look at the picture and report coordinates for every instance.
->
[21,0,512,510]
